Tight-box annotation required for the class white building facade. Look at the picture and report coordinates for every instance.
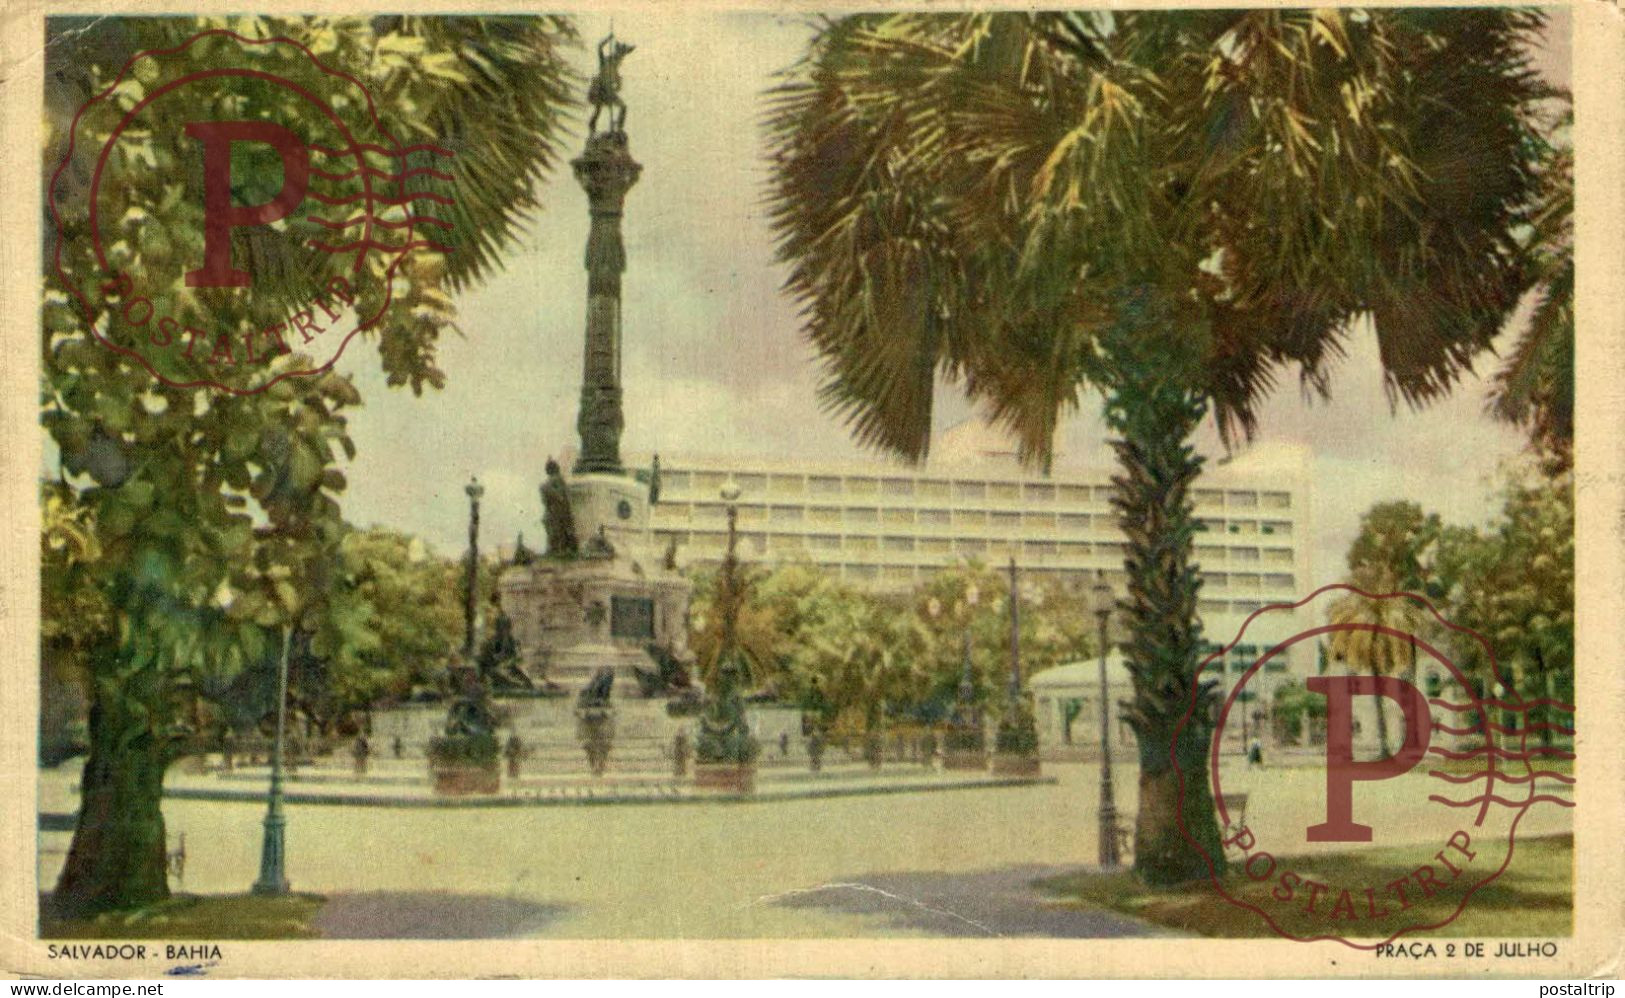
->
[645,451,1308,606]
[640,446,1315,678]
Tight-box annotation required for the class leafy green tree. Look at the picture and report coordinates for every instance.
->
[339,527,466,705]
[1346,502,1443,601]
[765,10,1551,883]
[42,15,575,914]
[688,560,800,693]
[1436,468,1574,745]
[1270,679,1326,746]
[794,596,931,738]
[686,556,1094,740]
[915,562,1095,720]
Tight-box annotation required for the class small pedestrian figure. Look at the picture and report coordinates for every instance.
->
[392,735,404,759]
[806,730,825,773]
[220,728,235,773]
[1247,737,1264,769]
[352,733,370,776]
[779,731,790,758]
[673,729,691,778]
[505,732,525,780]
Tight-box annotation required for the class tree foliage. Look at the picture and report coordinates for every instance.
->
[1435,468,1574,736]
[688,558,1095,735]
[1340,469,1574,746]
[339,527,467,704]
[41,14,576,915]
[765,10,1552,466]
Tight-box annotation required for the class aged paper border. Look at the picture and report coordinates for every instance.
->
[2,0,1620,979]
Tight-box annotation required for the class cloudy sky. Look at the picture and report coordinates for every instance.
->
[338,9,1571,589]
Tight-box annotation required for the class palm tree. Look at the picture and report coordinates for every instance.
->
[1490,108,1573,469]
[764,11,1551,884]
[1326,570,1431,757]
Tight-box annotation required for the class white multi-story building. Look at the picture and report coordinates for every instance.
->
[644,452,1308,611]
[632,438,1314,681]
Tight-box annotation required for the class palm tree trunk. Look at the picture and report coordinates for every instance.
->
[1370,661,1392,757]
[52,650,172,916]
[1102,288,1226,885]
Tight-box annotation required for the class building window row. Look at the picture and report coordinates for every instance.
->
[1201,572,1298,593]
[661,471,1128,506]
[1197,545,1292,565]
[657,530,1139,559]
[657,502,1295,541]
[659,503,1125,531]
[678,553,1298,607]
[662,469,1292,511]
[661,533,1290,590]
[655,529,1293,571]
[1194,518,1295,538]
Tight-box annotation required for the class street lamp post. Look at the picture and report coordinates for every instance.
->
[462,476,485,660]
[942,580,986,770]
[694,479,757,792]
[960,627,973,703]
[991,559,1040,775]
[252,626,293,895]
[1240,686,1251,756]
[1006,559,1021,705]
[721,479,741,612]
[961,583,980,705]
[1092,582,1121,868]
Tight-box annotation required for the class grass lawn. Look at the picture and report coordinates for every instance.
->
[1428,755,1576,777]
[1037,833,1572,939]
[40,893,325,940]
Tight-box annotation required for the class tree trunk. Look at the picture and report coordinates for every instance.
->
[1136,717,1225,882]
[1532,646,1552,749]
[1370,661,1392,758]
[52,663,172,916]
[1100,286,1226,885]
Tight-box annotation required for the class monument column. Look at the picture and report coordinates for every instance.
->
[571,127,641,475]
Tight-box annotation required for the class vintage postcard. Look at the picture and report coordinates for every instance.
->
[2,0,1621,980]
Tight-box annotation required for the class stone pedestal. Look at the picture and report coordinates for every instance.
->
[568,472,651,559]
[694,762,756,794]
[501,469,690,697]
[432,765,500,795]
[942,749,989,771]
[499,545,691,695]
[990,753,1042,777]
[942,717,988,770]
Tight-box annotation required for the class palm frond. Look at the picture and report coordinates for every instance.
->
[394,16,579,293]
[767,10,1554,463]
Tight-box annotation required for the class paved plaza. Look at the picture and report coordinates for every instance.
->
[36,760,1573,938]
